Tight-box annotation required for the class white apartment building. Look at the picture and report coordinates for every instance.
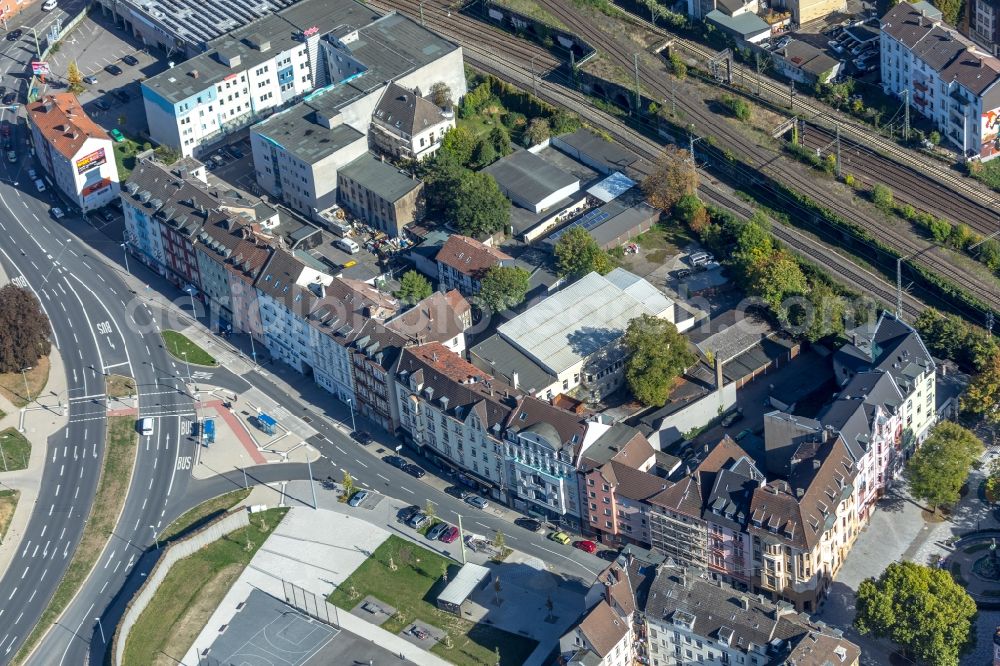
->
[28,94,120,211]
[880,1,1000,161]
[250,11,466,221]
[141,0,379,156]
[394,343,518,501]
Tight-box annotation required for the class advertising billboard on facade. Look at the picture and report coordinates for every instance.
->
[76,148,106,174]
[982,107,1000,160]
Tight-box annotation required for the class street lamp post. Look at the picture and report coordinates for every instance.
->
[121,236,130,275]
[185,286,197,322]
[306,445,318,510]
[150,525,160,550]
[346,398,356,432]
[239,454,248,489]
[182,351,191,382]
[17,25,40,56]
[95,617,106,644]
[457,514,467,564]
[20,366,32,402]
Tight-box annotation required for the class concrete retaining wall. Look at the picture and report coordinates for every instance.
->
[112,510,251,665]
[648,382,737,448]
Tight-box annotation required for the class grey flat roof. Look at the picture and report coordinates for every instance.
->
[552,129,637,176]
[255,111,365,163]
[706,9,770,37]
[144,0,379,104]
[118,0,300,49]
[437,563,490,607]
[469,334,558,394]
[339,153,422,201]
[590,202,658,248]
[483,150,578,208]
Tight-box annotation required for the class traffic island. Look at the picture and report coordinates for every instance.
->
[161,330,218,366]
[0,428,31,472]
[105,374,136,400]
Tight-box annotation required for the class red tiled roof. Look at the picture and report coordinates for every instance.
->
[435,235,512,279]
[576,600,629,657]
[28,93,109,159]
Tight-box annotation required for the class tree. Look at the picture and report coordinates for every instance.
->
[962,351,1000,427]
[872,183,894,211]
[554,226,613,278]
[978,238,1000,271]
[341,470,354,498]
[429,81,453,108]
[489,125,513,157]
[747,250,808,313]
[396,270,432,305]
[668,52,687,79]
[624,314,697,406]
[423,156,466,216]
[906,421,983,512]
[452,171,510,238]
[523,118,550,146]
[0,285,51,374]
[493,529,506,551]
[642,145,697,211]
[854,561,976,666]
[438,126,477,167]
[794,279,846,342]
[424,499,437,521]
[66,61,84,93]
[478,265,530,313]
[932,0,963,25]
[720,94,751,121]
[673,194,709,233]
[471,137,497,167]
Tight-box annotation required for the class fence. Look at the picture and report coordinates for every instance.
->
[112,510,251,666]
[282,580,337,625]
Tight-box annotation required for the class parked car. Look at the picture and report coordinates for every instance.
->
[1,92,14,105]
[383,455,407,469]
[42,0,57,10]
[597,549,620,562]
[515,518,542,532]
[34,178,46,192]
[549,531,571,545]
[404,464,426,479]
[426,522,449,540]
[407,512,429,529]
[6,149,15,163]
[347,490,369,507]
[50,206,64,219]
[109,128,125,143]
[445,485,470,500]
[83,75,98,85]
[574,540,597,554]
[94,99,111,111]
[735,428,753,441]
[227,144,245,159]
[465,495,488,510]
[440,525,459,543]
[350,430,372,445]
[675,268,692,280]
[398,505,421,523]
[828,40,845,53]
[104,64,123,76]
[720,408,744,428]
[97,207,115,223]
[6,29,22,41]
[122,54,139,66]
[27,168,36,180]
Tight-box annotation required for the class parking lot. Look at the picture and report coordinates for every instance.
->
[43,12,169,138]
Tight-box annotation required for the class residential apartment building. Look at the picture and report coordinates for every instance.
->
[386,290,471,353]
[833,312,937,446]
[559,598,635,666]
[577,424,665,547]
[248,9,465,221]
[394,343,520,501]
[495,268,678,400]
[503,396,588,524]
[27,94,120,212]
[337,153,424,237]
[642,563,860,666]
[966,0,1000,55]
[369,82,455,161]
[881,1,1000,161]
[435,235,514,297]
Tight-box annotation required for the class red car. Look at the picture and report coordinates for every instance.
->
[574,540,597,554]
[440,525,459,543]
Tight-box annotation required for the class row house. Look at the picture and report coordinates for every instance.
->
[576,424,666,547]
[348,321,412,432]
[834,312,937,448]
[369,83,455,162]
[394,343,521,501]
[386,290,472,354]
[503,396,588,525]
[435,235,514,297]
[818,370,905,521]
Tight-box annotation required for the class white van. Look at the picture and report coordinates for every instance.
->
[138,417,154,436]
[334,237,360,254]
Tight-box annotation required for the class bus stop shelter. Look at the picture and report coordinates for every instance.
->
[436,563,490,616]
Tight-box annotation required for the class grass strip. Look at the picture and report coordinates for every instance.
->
[105,374,136,399]
[122,508,288,666]
[0,428,31,472]
[161,330,217,366]
[159,488,251,543]
[329,535,537,666]
[14,415,138,664]
[0,356,50,408]
[0,489,20,542]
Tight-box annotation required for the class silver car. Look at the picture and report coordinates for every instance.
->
[347,490,369,507]
[465,495,489,510]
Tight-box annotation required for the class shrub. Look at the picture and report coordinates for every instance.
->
[719,95,751,121]
[929,217,952,243]
[871,184,893,211]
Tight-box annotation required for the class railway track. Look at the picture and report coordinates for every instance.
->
[601,0,1000,215]
[799,123,1000,237]
[374,0,928,317]
[526,0,1000,313]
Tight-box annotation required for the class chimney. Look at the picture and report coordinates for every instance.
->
[512,372,519,389]
[813,459,821,470]
[190,69,199,79]
[796,487,804,498]
[738,596,750,610]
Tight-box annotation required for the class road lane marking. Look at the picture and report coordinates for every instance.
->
[400,486,414,494]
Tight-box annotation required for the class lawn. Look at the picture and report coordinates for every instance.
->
[105,373,136,399]
[970,157,1000,192]
[122,508,288,666]
[14,416,138,664]
[161,330,217,366]
[0,489,19,543]
[0,356,50,407]
[328,535,537,666]
[0,428,31,472]
[159,488,251,543]
[113,137,143,180]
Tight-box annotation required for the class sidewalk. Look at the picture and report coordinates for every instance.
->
[0,346,71,578]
